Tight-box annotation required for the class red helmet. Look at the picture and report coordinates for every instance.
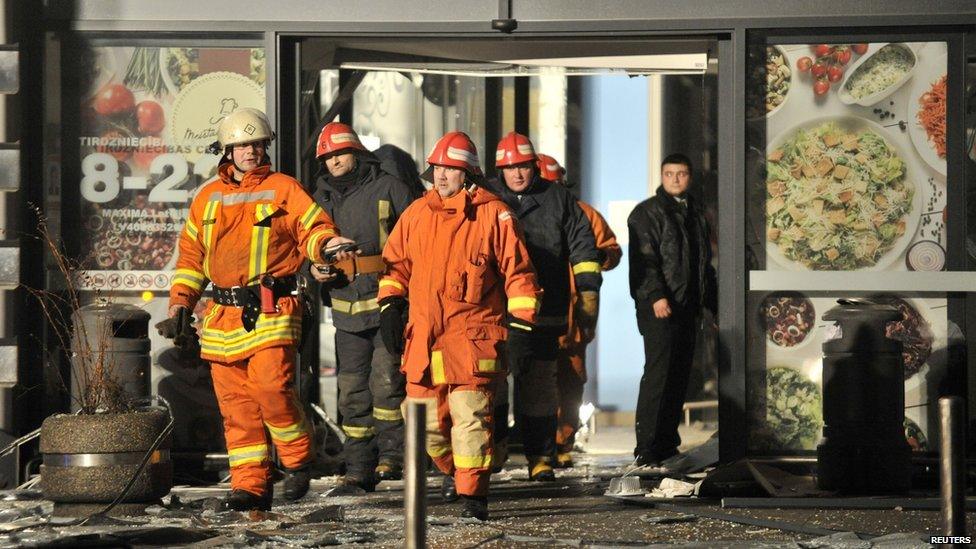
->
[536,153,566,183]
[316,122,367,159]
[495,131,537,168]
[421,131,482,182]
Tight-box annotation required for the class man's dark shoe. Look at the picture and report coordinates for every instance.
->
[282,465,312,501]
[459,495,488,521]
[375,460,403,482]
[220,489,272,511]
[325,474,376,497]
[634,453,659,468]
[441,473,459,502]
[342,474,377,492]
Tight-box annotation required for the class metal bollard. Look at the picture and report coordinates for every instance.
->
[939,397,965,540]
[405,401,427,549]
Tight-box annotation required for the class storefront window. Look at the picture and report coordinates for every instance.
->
[744,38,957,457]
[73,44,266,291]
[746,291,950,455]
[748,41,948,274]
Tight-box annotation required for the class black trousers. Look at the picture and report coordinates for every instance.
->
[336,327,406,478]
[634,302,699,461]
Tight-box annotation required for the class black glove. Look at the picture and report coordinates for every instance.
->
[379,296,408,355]
[503,314,534,334]
[504,324,534,377]
[155,307,199,353]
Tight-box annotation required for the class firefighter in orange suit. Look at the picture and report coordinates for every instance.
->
[536,154,621,468]
[377,131,541,521]
[162,108,357,511]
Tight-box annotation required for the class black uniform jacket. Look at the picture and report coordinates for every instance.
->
[314,157,419,332]
[483,175,602,330]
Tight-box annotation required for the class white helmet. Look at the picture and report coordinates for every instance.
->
[210,107,276,154]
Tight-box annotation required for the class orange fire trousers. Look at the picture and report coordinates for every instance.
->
[405,380,494,496]
[556,344,586,453]
[210,345,311,497]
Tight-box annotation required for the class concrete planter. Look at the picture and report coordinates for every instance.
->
[40,408,172,503]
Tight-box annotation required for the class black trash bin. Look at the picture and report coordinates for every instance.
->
[817,298,911,493]
[70,301,152,411]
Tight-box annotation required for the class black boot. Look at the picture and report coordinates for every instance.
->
[282,465,311,501]
[459,495,488,521]
[375,460,403,482]
[220,489,272,512]
[527,457,555,481]
[440,473,459,502]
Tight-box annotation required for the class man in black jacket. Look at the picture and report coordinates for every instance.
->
[309,123,418,490]
[484,131,602,481]
[628,153,716,467]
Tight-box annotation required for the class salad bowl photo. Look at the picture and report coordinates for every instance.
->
[764,116,922,272]
[837,43,917,107]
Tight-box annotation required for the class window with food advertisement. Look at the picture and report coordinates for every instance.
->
[748,41,948,274]
[745,291,951,455]
[72,45,266,293]
[743,39,958,456]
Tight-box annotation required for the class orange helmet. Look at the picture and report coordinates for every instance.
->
[316,122,367,159]
[421,131,482,182]
[536,153,566,183]
[495,131,537,168]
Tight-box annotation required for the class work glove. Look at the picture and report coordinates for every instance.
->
[576,291,600,343]
[379,296,408,356]
[155,306,201,357]
[504,316,536,376]
[503,314,534,334]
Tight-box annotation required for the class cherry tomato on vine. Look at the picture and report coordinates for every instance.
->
[136,101,165,135]
[852,43,869,55]
[827,65,844,83]
[814,44,832,58]
[813,80,830,96]
[93,84,135,116]
[796,56,813,72]
[835,48,852,65]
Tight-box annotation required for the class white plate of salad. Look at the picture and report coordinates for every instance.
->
[765,116,922,271]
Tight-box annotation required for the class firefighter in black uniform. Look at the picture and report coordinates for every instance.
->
[484,131,602,481]
[309,122,418,490]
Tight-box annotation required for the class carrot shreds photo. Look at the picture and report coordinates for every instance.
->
[917,74,947,158]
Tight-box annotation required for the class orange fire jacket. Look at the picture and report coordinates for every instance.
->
[562,200,621,353]
[378,187,541,386]
[169,162,339,363]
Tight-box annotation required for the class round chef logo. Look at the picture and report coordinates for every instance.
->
[169,71,265,164]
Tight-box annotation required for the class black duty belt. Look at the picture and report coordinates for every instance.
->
[212,275,299,332]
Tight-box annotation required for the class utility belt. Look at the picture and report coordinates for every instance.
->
[212,275,299,332]
[319,254,385,280]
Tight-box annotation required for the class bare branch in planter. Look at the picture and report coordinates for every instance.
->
[22,205,132,414]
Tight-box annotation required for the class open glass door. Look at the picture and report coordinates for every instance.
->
[283,36,720,459]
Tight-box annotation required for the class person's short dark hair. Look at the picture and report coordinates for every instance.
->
[661,153,692,173]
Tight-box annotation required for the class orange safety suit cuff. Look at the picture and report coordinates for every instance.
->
[377,278,407,300]
[169,284,199,312]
